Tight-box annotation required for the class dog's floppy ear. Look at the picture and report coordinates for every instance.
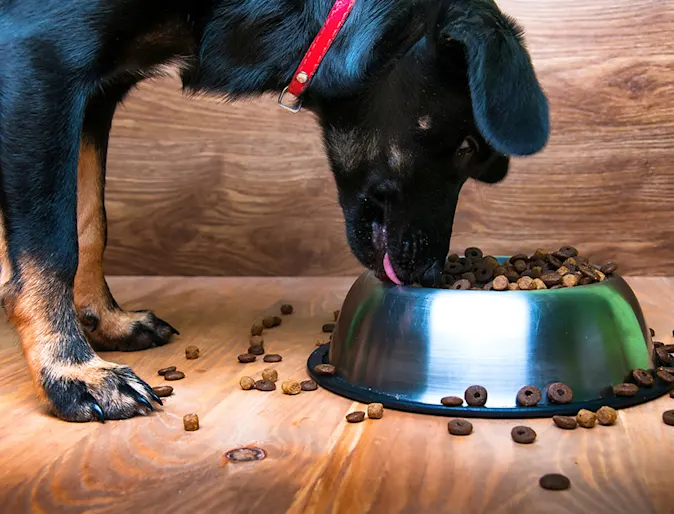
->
[437,0,549,156]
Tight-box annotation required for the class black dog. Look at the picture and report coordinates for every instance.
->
[0,0,548,421]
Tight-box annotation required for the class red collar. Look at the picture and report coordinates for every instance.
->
[278,0,357,112]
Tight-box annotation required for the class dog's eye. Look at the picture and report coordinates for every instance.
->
[455,136,479,168]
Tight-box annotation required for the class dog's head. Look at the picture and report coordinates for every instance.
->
[312,0,549,285]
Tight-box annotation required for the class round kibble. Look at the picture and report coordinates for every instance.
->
[632,369,654,387]
[510,254,529,264]
[532,278,547,290]
[596,406,618,426]
[250,335,264,347]
[613,383,638,397]
[517,276,535,290]
[152,385,173,398]
[346,411,365,423]
[505,271,520,283]
[263,354,282,363]
[280,304,293,315]
[261,368,278,382]
[367,403,384,419]
[185,346,200,360]
[251,323,264,336]
[225,447,266,463]
[465,247,483,260]
[600,262,618,274]
[540,272,563,287]
[579,265,599,282]
[558,246,578,258]
[322,323,335,333]
[657,369,674,384]
[301,380,318,391]
[655,347,671,366]
[493,275,509,291]
[547,254,564,268]
[465,385,487,406]
[483,282,494,291]
[272,316,282,327]
[164,370,185,381]
[461,272,477,286]
[474,266,493,283]
[507,282,520,291]
[552,415,577,430]
[441,396,463,407]
[579,276,594,285]
[238,353,256,363]
[281,379,301,395]
[556,266,570,276]
[511,425,536,444]
[451,279,472,290]
[576,409,597,428]
[493,265,507,277]
[547,382,573,404]
[262,316,276,329]
[314,364,335,375]
[513,260,528,273]
[183,414,199,431]
[562,274,579,287]
[539,473,570,491]
[158,366,176,376]
[448,419,473,436]
[255,380,276,391]
[663,410,674,426]
[248,345,265,356]
[516,386,542,407]
[240,376,256,390]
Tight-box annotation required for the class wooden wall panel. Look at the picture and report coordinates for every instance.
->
[103,0,674,276]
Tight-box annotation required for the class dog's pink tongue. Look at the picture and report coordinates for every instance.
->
[383,252,403,285]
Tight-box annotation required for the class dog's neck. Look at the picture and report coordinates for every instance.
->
[182,0,427,99]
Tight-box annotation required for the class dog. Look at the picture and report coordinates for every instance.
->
[0,0,548,421]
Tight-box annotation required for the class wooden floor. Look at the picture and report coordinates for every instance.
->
[0,277,673,514]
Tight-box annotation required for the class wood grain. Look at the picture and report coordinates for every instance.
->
[0,276,673,513]
[102,0,674,276]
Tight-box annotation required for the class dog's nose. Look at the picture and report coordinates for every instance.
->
[366,180,399,209]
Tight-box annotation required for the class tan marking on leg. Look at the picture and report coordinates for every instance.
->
[0,208,13,291]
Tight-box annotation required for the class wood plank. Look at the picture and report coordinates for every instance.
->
[0,276,673,513]
[101,0,674,276]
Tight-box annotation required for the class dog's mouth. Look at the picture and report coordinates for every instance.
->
[371,221,435,286]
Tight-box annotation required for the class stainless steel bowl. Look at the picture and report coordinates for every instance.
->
[309,268,669,418]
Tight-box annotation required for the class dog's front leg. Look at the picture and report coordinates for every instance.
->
[0,62,160,421]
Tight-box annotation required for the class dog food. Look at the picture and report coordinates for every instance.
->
[183,414,199,431]
[516,386,542,407]
[315,339,325,346]
[251,323,264,336]
[547,382,573,404]
[492,275,509,291]
[346,411,366,423]
[280,304,293,315]
[657,369,674,384]
[250,335,264,346]
[576,409,597,428]
[539,473,571,491]
[255,380,276,392]
[552,415,577,430]
[322,323,335,333]
[273,316,283,327]
[240,376,256,390]
[448,419,473,436]
[248,345,265,356]
[613,383,639,396]
[261,368,278,382]
[465,385,487,406]
[238,353,257,363]
[632,369,654,387]
[511,426,536,444]
[441,396,464,407]
[158,366,176,376]
[164,370,185,381]
[656,347,671,366]
[152,385,174,398]
[367,403,384,419]
[185,346,200,359]
[301,380,318,391]
[225,447,267,463]
[314,364,336,375]
[282,380,301,395]
[596,406,618,426]
[262,316,276,329]
[263,354,282,363]
[663,410,674,426]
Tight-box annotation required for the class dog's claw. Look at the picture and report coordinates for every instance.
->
[137,396,154,411]
[150,391,163,406]
[91,402,105,423]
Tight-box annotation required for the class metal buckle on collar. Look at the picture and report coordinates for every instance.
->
[278,87,302,113]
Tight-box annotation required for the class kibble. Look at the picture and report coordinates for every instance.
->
[314,364,336,375]
[250,335,264,347]
[511,425,536,444]
[322,323,335,333]
[158,366,176,376]
[562,274,579,288]
[281,379,301,395]
[262,316,276,329]
[517,276,535,290]
[465,385,487,407]
[448,419,473,436]
[263,354,282,363]
[273,316,283,327]
[540,473,571,491]
[248,345,265,356]
[451,279,472,290]
[240,376,256,390]
[261,368,278,382]
[600,262,618,274]
[164,370,185,381]
[516,385,542,407]
[613,383,639,397]
[632,369,654,387]
[280,304,293,315]
[507,282,520,291]
[657,369,674,384]
[301,380,318,391]
[663,410,674,426]
[441,396,464,407]
[251,323,264,336]
[183,414,199,431]
[492,275,509,291]
[656,346,671,366]
[152,385,173,398]
[547,382,573,404]
[596,406,618,426]
[533,278,547,290]
[552,415,577,430]
[185,346,200,360]
[367,403,384,419]
[576,409,597,428]
[255,380,276,391]
[346,411,365,423]
[238,353,256,363]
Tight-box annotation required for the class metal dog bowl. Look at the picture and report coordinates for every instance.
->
[308,267,669,418]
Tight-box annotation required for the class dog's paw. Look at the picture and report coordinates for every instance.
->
[79,308,178,352]
[42,360,162,422]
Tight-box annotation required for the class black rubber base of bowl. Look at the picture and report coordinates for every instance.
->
[308,344,674,419]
